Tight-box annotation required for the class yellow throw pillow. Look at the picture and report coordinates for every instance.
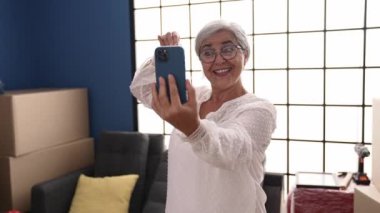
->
[69,174,139,213]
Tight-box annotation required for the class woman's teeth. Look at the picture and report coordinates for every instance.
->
[214,69,229,74]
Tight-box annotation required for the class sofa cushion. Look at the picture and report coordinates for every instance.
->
[69,174,138,213]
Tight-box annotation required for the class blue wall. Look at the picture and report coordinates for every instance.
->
[0,0,136,139]
[0,0,36,89]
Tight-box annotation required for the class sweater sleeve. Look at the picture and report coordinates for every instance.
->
[182,102,276,170]
[129,57,156,108]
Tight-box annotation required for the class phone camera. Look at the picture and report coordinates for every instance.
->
[157,49,168,61]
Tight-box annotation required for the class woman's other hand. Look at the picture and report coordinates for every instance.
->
[158,32,180,46]
[152,75,200,136]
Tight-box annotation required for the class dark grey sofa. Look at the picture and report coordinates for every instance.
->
[31,131,283,213]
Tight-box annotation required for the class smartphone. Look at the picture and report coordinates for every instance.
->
[155,46,187,104]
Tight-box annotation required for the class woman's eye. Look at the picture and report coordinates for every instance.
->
[203,50,214,57]
[222,46,234,53]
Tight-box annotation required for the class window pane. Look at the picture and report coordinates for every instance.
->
[134,8,161,40]
[325,106,362,142]
[134,0,160,8]
[365,69,380,105]
[325,69,363,105]
[325,143,358,173]
[288,175,296,192]
[221,1,253,34]
[289,106,323,140]
[190,38,202,71]
[326,30,364,67]
[190,0,218,3]
[289,70,324,104]
[254,70,287,104]
[367,0,380,27]
[190,3,220,37]
[135,41,157,68]
[265,140,288,173]
[289,32,324,68]
[365,107,372,143]
[138,104,164,133]
[180,39,192,70]
[272,106,287,139]
[162,6,190,38]
[241,70,253,93]
[162,0,188,6]
[326,0,365,30]
[289,0,324,31]
[254,34,287,69]
[289,141,323,173]
[254,0,287,33]
[366,29,380,67]
[289,69,324,104]
[164,121,174,134]
[164,135,171,149]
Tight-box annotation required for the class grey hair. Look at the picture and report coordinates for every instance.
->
[195,20,250,58]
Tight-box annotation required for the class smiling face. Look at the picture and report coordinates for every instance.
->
[199,30,248,93]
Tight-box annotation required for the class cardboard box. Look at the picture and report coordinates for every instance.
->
[0,137,94,211]
[0,88,89,157]
[354,185,380,213]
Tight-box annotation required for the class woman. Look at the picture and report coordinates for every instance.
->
[130,20,276,213]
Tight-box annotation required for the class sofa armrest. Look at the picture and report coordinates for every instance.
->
[144,134,165,204]
[263,172,284,213]
[143,151,168,213]
[31,166,93,213]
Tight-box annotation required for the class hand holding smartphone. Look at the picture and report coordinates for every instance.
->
[155,46,187,104]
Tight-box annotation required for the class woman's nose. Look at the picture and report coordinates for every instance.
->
[214,52,226,63]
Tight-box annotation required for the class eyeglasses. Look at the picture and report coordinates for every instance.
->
[199,44,243,64]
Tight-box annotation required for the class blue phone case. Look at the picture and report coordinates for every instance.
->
[155,46,187,104]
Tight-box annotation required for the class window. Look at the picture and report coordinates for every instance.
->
[132,0,380,193]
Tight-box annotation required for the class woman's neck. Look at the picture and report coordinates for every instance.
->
[209,84,247,104]
[199,84,247,119]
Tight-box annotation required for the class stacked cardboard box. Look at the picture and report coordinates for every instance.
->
[0,88,95,211]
